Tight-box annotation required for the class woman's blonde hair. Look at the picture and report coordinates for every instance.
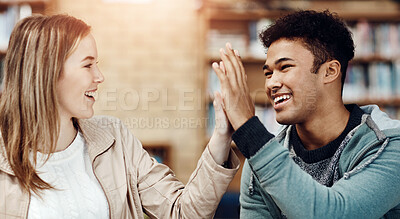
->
[0,14,91,195]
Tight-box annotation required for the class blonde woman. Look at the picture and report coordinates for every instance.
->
[0,14,239,218]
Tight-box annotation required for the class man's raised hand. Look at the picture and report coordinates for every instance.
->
[212,43,255,130]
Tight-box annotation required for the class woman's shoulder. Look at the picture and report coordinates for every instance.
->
[77,115,132,139]
[79,115,125,130]
[78,115,141,151]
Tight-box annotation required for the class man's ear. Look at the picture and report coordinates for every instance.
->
[323,60,341,84]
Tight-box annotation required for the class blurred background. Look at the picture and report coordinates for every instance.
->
[0,0,399,218]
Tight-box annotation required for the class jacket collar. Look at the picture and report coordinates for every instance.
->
[361,104,400,131]
[0,139,13,175]
[76,118,116,162]
[0,117,116,176]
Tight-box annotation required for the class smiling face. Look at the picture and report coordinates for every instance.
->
[56,33,104,121]
[263,38,323,125]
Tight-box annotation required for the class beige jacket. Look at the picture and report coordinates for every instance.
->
[0,116,240,218]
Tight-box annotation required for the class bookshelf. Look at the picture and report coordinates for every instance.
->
[0,0,51,84]
[143,144,171,167]
[201,0,400,192]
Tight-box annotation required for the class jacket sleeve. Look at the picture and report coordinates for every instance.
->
[234,118,400,219]
[120,123,240,219]
[240,159,278,219]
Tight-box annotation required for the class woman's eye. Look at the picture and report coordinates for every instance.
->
[84,64,92,68]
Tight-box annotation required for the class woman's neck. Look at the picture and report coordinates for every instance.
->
[55,117,78,152]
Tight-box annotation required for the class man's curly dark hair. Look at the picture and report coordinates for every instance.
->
[259,10,355,87]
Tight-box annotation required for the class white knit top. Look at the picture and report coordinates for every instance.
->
[28,132,109,219]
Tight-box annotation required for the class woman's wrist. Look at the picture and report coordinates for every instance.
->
[208,131,232,166]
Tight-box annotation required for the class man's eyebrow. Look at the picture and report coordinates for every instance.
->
[81,56,95,62]
[275,57,294,65]
[263,57,294,70]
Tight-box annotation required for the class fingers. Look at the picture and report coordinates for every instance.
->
[234,49,248,90]
[220,43,248,91]
[212,62,230,92]
[214,91,229,131]
[219,61,225,74]
[213,43,255,130]
[225,43,244,86]
[214,93,225,127]
[213,91,223,111]
[232,52,252,107]
[219,45,239,89]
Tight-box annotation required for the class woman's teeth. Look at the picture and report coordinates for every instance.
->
[85,91,96,97]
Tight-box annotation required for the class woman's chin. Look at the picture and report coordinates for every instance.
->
[75,111,94,120]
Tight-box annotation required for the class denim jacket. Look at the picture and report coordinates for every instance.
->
[240,105,400,218]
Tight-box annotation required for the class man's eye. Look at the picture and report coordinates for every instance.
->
[84,64,92,68]
[281,65,293,70]
[264,71,272,78]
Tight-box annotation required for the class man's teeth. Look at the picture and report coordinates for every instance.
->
[85,91,96,97]
[274,95,290,104]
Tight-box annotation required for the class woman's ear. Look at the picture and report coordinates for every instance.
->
[323,60,341,84]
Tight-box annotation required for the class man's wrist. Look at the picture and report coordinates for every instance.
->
[232,116,274,158]
[232,115,253,130]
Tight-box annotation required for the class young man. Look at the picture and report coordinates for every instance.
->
[212,10,400,218]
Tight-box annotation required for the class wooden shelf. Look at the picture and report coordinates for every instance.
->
[0,0,50,58]
[351,56,397,64]
[202,0,400,22]
[0,0,49,6]
[209,55,399,65]
[204,9,400,22]
[344,97,400,107]
[337,11,400,22]
[202,1,400,193]
[0,0,50,13]
[143,144,171,167]
[209,55,398,65]
[205,8,288,21]
[208,55,265,64]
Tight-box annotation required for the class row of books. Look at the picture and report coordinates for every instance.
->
[208,60,400,104]
[207,29,248,58]
[350,21,400,59]
[206,19,273,59]
[207,19,400,59]
[343,61,400,102]
[0,4,32,51]
[382,106,400,120]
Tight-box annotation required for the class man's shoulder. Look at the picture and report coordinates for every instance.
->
[361,105,400,131]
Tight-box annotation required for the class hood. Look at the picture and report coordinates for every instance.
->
[361,104,400,130]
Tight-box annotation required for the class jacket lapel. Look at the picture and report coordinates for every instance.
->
[0,118,117,176]
[0,140,14,175]
[77,118,116,163]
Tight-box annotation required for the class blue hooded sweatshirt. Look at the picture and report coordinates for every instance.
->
[237,105,400,218]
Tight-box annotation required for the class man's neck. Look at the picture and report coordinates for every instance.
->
[296,104,350,151]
